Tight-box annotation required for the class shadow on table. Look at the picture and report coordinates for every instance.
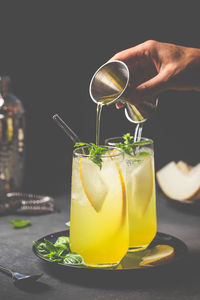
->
[158,190,200,216]
[41,252,200,292]
[14,279,51,294]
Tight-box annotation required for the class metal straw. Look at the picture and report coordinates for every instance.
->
[52,114,80,143]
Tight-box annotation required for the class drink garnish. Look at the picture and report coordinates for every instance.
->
[74,142,109,169]
[33,236,84,265]
[115,133,152,156]
[78,156,108,212]
[114,161,127,225]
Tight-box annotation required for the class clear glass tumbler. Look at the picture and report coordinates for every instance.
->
[70,146,129,267]
[105,137,157,252]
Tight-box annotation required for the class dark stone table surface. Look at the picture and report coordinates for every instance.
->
[1,191,200,300]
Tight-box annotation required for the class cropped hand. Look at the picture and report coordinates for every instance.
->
[110,40,200,108]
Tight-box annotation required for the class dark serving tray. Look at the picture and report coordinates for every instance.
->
[33,230,188,271]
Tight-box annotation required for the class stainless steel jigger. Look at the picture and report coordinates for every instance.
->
[89,60,158,123]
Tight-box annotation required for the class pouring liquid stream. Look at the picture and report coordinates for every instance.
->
[96,101,144,146]
[134,123,143,142]
[96,103,103,146]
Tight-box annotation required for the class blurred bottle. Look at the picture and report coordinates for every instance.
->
[0,76,25,205]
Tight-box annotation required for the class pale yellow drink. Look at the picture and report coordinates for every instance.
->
[70,146,129,267]
[105,137,157,251]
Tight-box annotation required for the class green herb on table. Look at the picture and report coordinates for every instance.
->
[33,236,84,266]
[10,219,31,228]
[115,133,152,156]
[74,142,109,169]
[65,221,70,227]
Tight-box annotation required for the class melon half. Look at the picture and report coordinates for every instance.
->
[156,161,200,201]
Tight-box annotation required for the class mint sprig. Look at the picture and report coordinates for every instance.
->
[115,133,152,156]
[33,236,84,265]
[74,142,108,169]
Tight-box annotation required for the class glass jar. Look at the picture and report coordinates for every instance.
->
[0,76,25,207]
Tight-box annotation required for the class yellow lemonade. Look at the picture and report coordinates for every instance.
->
[105,137,157,251]
[70,147,129,267]
[126,150,157,251]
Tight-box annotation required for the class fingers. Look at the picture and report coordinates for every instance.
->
[110,41,167,111]
[135,70,169,97]
[110,43,145,66]
[115,71,167,113]
[115,102,125,109]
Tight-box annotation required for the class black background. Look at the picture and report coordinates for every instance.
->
[1,0,200,196]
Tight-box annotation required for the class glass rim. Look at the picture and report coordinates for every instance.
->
[105,136,153,145]
[73,145,124,158]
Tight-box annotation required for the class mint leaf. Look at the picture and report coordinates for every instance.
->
[33,241,50,254]
[74,142,109,169]
[74,142,89,147]
[123,133,134,144]
[115,142,134,156]
[54,236,70,252]
[114,133,152,156]
[132,141,152,146]
[63,253,84,265]
[138,151,150,157]
[43,239,58,253]
[10,219,31,228]
[54,236,69,246]
[33,236,84,266]
[43,252,63,262]
[65,221,70,227]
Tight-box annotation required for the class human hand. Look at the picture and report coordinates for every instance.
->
[111,40,200,108]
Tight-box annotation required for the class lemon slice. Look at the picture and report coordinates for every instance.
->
[79,157,108,212]
[114,161,126,225]
[140,245,174,267]
[108,149,127,225]
[131,156,153,218]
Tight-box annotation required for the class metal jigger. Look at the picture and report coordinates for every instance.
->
[89,60,158,123]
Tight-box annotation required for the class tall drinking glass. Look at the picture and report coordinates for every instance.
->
[105,137,157,252]
[70,146,129,267]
